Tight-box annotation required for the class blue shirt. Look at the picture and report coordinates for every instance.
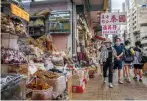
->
[113,44,124,56]
[113,44,124,62]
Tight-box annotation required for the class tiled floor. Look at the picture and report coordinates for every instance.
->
[72,69,147,100]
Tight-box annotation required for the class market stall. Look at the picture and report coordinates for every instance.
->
[1,1,73,100]
[1,1,99,100]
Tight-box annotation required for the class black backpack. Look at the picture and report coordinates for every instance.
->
[124,48,134,63]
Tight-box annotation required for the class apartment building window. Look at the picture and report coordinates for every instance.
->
[134,21,136,24]
[142,36,147,40]
[142,43,147,47]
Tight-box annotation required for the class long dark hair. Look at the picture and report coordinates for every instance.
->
[135,41,142,48]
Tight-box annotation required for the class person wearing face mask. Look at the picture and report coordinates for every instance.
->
[99,41,107,76]
[123,40,135,82]
[99,41,106,75]
[113,38,124,84]
[101,38,117,88]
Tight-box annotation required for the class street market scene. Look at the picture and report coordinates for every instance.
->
[1,0,147,100]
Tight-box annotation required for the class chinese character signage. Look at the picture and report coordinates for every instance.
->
[11,3,29,21]
[102,25,120,35]
[101,12,127,25]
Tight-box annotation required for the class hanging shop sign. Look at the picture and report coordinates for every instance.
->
[102,25,120,35]
[11,3,29,21]
[101,12,127,25]
[138,6,147,24]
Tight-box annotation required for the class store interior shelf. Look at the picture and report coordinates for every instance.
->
[1,33,29,39]
[49,20,70,23]
[28,25,45,28]
[30,15,46,20]
[29,34,45,39]
[49,32,70,34]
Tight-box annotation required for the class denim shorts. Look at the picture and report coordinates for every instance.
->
[114,61,123,70]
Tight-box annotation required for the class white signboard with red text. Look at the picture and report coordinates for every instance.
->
[102,25,120,35]
[101,12,127,25]
[101,12,126,35]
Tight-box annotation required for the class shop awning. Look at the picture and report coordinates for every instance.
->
[95,35,106,40]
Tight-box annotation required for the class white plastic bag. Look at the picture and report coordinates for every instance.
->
[32,87,53,100]
[45,76,66,96]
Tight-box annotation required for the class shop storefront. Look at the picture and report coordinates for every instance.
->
[1,0,104,100]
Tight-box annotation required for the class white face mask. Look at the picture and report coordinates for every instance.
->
[126,45,130,49]
[116,42,120,45]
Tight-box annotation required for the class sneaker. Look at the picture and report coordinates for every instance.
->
[139,79,143,82]
[127,78,131,83]
[104,78,106,83]
[118,80,123,84]
[133,77,137,81]
[109,83,113,88]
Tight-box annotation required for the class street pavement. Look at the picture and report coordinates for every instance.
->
[72,68,147,100]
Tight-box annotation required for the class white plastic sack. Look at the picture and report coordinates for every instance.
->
[32,87,53,100]
[45,75,66,97]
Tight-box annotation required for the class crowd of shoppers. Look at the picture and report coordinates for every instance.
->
[98,37,147,88]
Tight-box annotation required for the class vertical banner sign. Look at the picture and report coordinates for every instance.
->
[101,12,126,35]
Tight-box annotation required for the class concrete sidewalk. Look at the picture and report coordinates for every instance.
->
[72,69,147,100]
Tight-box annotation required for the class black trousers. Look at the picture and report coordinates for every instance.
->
[103,62,113,83]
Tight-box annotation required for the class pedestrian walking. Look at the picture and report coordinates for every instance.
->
[113,38,124,84]
[123,40,135,82]
[101,38,117,88]
[133,41,147,82]
[99,41,105,76]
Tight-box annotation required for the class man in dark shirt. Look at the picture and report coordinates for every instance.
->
[113,38,124,84]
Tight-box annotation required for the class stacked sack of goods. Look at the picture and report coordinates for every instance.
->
[26,70,66,100]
